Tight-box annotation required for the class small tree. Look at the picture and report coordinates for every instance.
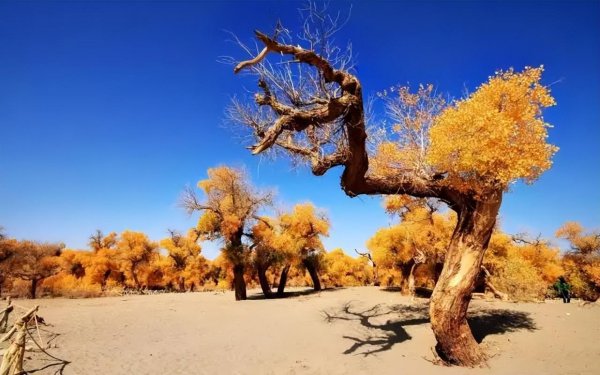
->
[278,203,329,292]
[160,229,208,291]
[182,166,272,300]
[9,241,63,298]
[116,231,158,289]
[556,222,600,301]
[368,196,450,295]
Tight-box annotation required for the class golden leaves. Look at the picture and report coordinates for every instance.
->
[427,66,558,192]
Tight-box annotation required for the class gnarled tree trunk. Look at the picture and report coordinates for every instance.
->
[30,278,39,299]
[256,263,273,298]
[429,191,502,366]
[399,260,415,295]
[408,263,417,298]
[277,264,290,296]
[232,264,247,301]
[303,259,321,291]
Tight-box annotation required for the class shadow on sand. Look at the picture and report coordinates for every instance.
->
[246,287,345,300]
[379,286,433,298]
[322,301,537,356]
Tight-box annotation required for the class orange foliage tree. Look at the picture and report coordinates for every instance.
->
[160,229,209,291]
[248,202,330,297]
[321,248,373,287]
[230,8,557,362]
[115,231,159,289]
[277,203,330,293]
[556,222,600,301]
[6,240,63,298]
[182,166,272,300]
[368,196,452,295]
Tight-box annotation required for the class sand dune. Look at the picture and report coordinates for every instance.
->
[5,287,599,374]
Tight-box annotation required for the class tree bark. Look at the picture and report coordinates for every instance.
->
[232,264,247,301]
[429,191,502,366]
[399,260,415,295]
[408,263,417,298]
[256,263,273,298]
[303,259,321,291]
[277,264,290,296]
[30,278,39,299]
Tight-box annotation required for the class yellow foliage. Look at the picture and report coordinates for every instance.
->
[556,222,600,300]
[427,66,558,192]
[321,249,373,287]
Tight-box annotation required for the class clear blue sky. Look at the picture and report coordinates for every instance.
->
[1,1,598,258]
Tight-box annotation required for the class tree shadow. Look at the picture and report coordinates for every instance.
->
[247,287,344,300]
[25,360,70,375]
[468,308,537,343]
[379,287,433,298]
[323,302,537,356]
[322,302,429,356]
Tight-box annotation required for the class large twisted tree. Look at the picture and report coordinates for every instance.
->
[227,5,557,365]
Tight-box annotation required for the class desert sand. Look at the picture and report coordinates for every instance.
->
[6,287,600,375]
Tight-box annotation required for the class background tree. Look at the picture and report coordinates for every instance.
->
[229,5,557,364]
[182,166,272,300]
[160,229,208,291]
[556,222,600,301]
[8,241,63,298]
[368,196,450,295]
[321,248,373,287]
[250,216,287,298]
[116,231,158,290]
[278,203,329,292]
[0,229,16,295]
[86,230,122,290]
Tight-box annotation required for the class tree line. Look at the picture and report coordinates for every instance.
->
[1,176,597,303]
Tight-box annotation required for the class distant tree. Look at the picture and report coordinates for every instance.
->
[182,166,272,300]
[229,5,557,363]
[116,231,158,289]
[160,229,208,291]
[86,230,122,289]
[321,249,373,287]
[0,229,17,295]
[9,241,63,298]
[556,222,600,301]
[277,203,330,293]
[89,229,117,252]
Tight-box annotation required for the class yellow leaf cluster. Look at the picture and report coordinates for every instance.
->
[428,66,558,192]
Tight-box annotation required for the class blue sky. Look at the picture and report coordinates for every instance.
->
[1,1,598,258]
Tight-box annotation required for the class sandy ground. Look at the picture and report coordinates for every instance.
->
[3,287,599,375]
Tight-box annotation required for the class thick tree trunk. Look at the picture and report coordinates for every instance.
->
[303,259,321,291]
[429,191,502,366]
[277,264,290,296]
[372,262,380,287]
[399,261,414,295]
[30,278,39,299]
[408,263,417,298]
[232,264,247,301]
[256,264,273,298]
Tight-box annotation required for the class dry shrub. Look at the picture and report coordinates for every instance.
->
[491,256,547,301]
[41,274,103,298]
